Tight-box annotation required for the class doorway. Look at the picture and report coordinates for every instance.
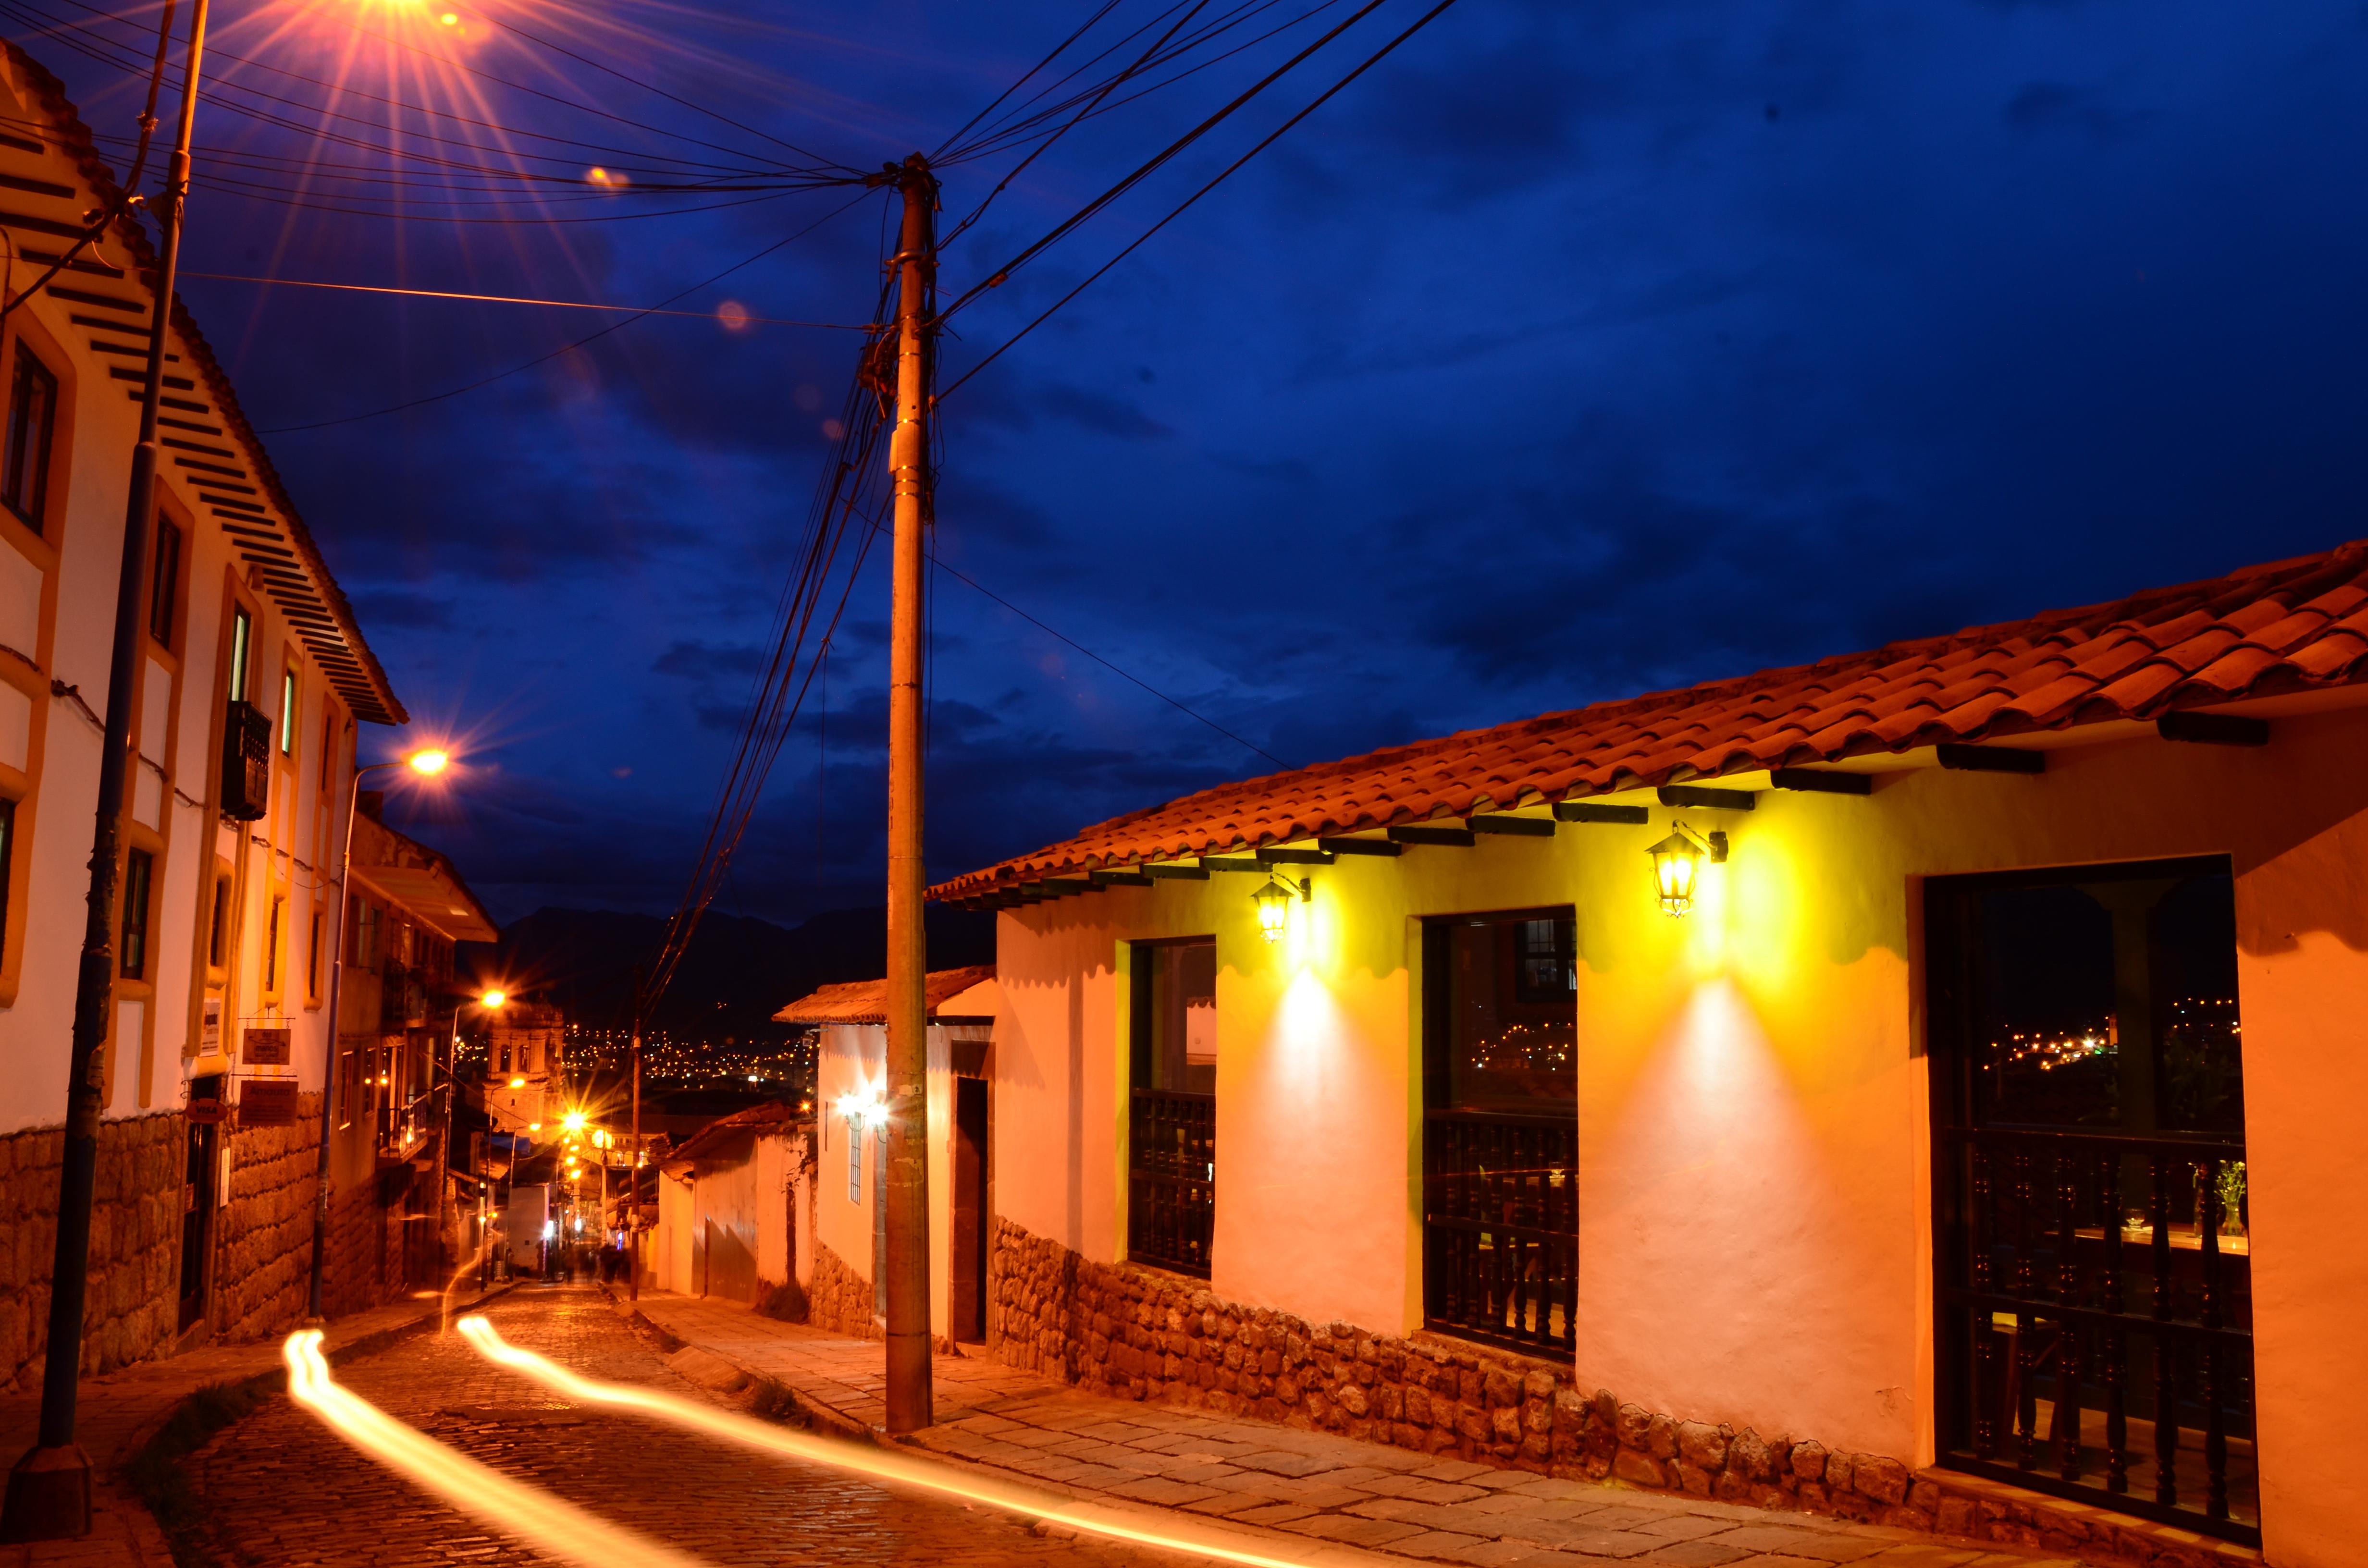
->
[950,1076,989,1342]
[1927,857,2256,1545]
[178,1078,222,1332]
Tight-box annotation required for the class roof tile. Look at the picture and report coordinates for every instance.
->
[934,543,2368,898]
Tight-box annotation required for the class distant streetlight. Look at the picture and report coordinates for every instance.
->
[305,745,462,1321]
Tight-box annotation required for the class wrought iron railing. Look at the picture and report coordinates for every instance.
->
[1423,1109,1577,1357]
[1936,1126,2256,1544]
[1128,1088,1214,1277]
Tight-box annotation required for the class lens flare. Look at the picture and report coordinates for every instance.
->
[280,1330,707,1568]
[456,1318,1315,1568]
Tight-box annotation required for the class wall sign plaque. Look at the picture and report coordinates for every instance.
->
[243,1027,292,1066]
[240,1079,298,1125]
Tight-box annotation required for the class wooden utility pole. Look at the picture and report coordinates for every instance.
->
[3,0,210,1541]
[882,151,935,1434]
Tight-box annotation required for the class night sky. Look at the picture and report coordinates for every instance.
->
[28,0,2368,926]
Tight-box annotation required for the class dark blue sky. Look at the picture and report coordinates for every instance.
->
[32,0,2368,925]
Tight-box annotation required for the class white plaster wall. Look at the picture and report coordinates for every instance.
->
[988,707,2368,1563]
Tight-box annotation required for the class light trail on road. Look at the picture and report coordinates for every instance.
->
[281,1330,713,1568]
[456,1315,1317,1568]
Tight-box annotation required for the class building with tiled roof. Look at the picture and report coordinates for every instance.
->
[937,540,2368,900]
[927,539,2368,1565]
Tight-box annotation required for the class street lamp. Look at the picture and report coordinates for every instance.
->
[304,745,460,1323]
[434,986,506,1306]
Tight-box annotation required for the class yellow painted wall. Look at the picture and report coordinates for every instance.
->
[986,705,2368,1565]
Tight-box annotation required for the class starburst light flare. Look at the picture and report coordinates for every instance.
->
[280,1329,709,1568]
[455,1317,1318,1568]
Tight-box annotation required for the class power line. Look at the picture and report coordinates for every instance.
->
[256,188,870,433]
[932,553,1286,768]
[932,0,1401,326]
[178,270,870,328]
[937,0,1465,402]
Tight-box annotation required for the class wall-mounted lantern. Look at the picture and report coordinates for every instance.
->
[1645,821,1728,917]
[1253,874,1309,942]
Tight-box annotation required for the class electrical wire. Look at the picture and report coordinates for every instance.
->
[932,0,1401,327]
[255,187,869,433]
[931,552,1285,768]
[937,0,1466,401]
[178,269,870,328]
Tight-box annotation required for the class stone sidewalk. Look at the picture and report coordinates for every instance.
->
[0,1281,511,1568]
[617,1291,2088,1568]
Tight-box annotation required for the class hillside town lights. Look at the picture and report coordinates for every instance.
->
[1646,821,1728,917]
[1253,874,1310,942]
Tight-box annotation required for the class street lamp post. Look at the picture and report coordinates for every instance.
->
[304,748,452,1323]
[436,988,503,1307]
[4,1,213,1540]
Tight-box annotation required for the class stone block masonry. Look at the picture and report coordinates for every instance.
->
[0,1113,186,1395]
[808,1242,879,1340]
[212,1095,325,1343]
[987,1215,2247,1568]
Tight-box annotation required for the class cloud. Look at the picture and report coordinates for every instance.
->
[652,640,767,682]
[2004,82,2152,141]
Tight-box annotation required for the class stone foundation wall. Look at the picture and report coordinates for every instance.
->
[324,1165,410,1319]
[213,1095,324,1344]
[809,1243,878,1340]
[0,1114,187,1395]
[987,1216,2237,1568]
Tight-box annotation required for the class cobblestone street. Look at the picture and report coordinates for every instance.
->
[181,1286,1140,1568]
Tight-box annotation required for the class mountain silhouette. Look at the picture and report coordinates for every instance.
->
[461,904,994,1042]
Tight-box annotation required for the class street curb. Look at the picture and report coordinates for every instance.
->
[120,1284,519,1568]
[596,1293,1431,1568]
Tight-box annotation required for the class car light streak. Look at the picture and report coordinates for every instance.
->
[281,1331,709,1568]
[456,1316,1313,1568]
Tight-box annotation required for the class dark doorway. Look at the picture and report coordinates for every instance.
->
[1928,857,2256,1545]
[1419,908,1578,1358]
[178,1078,222,1332]
[950,1075,989,1342]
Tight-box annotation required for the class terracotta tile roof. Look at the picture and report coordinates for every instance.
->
[773,965,997,1024]
[661,1101,804,1168]
[3,43,405,725]
[932,540,2368,900]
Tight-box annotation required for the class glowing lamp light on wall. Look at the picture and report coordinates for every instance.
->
[1252,874,1309,943]
[1645,821,1728,917]
[835,1086,888,1132]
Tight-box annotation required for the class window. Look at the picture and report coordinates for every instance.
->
[279,667,296,756]
[208,874,230,968]
[1927,858,2257,1543]
[350,899,381,970]
[227,607,252,701]
[119,848,154,980]
[307,909,323,1001]
[148,517,181,647]
[2,344,58,533]
[319,701,335,789]
[1419,908,1579,1356]
[0,796,14,954]
[1126,938,1217,1276]
[264,896,283,992]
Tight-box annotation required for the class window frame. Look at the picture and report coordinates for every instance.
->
[2,342,59,535]
[148,514,183,649]
[119,846,154,980]
[227,606,252,702]
[279,664,298,757]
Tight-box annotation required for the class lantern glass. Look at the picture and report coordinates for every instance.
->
[1646,826,1705,917]
[1252,876,1295,942]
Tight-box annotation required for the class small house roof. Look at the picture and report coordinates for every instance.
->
[773,964,998,1024]
[660,1101,804,1168]
[932,539,2368,899]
